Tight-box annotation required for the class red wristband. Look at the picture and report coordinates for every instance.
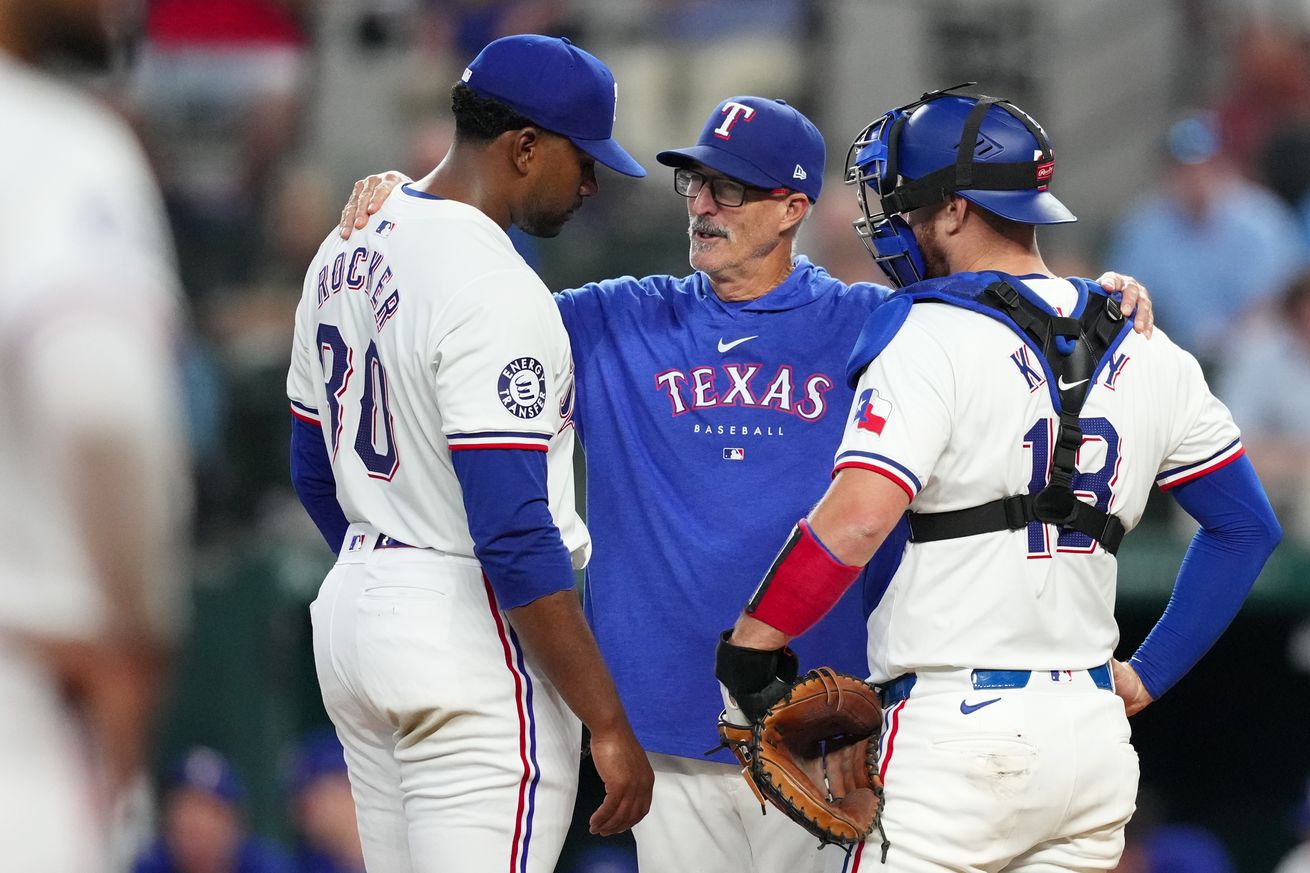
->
[746,519,863,637]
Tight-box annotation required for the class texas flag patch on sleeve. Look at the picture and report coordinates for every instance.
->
[854,388,893,435]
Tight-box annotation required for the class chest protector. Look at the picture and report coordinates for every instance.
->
[846,272,1134,555]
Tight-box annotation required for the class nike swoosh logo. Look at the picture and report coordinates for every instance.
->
[717,335,759,353]
[1057,376,1089,391]
[959,697,1002,715]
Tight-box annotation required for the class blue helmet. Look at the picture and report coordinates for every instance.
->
[846,85,1076,288]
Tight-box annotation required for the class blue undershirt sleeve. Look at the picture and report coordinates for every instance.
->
[862,516,909,618]
[1129,455,1282,699]
[290,416,349,550]
[452,448,577,610]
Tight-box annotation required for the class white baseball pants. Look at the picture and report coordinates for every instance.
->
[312,525,581,873]
[632,752,855,873]
[862,667,1139,872]
[0,638,104,873]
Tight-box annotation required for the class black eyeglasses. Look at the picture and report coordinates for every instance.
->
[673,168,788,208]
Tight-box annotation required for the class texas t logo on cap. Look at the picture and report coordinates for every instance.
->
[656,96,827,202]
[713,102,757,140]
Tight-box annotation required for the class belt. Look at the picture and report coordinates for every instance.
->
[879,664,1113,707]
[342,531,415,552]
[879,674,918,707]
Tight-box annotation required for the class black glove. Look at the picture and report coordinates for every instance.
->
[714,630,799,722]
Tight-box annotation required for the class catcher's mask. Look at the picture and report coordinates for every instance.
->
[846,84,1076,288]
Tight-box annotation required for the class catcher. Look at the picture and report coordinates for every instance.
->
[717,88,1279,871]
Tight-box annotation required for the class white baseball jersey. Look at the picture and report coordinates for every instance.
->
[0,51,186,873]
[286,189,589,565]
[0,54,185,643]
[836,278,1241,683]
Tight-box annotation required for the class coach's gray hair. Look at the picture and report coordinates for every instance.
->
[788,211,809,256]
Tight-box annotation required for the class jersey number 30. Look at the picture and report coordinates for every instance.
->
[318,324,400,480]
[1022,416,1119,557]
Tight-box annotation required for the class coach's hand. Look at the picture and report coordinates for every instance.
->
[1111,658,1154,717]
[1097,272,1154,338]
[586,723,654,835]
[339,170,411,239]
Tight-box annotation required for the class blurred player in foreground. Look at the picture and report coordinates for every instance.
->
[718,87,1281,870]
[0,0,189,869]
[287,35,652,873]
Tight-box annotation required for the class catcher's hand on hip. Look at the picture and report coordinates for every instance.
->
[1112,659,1154,717]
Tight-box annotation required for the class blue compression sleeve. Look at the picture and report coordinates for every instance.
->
[862,516,909,618]
[1130,455,1281,698]
[290,416,349,549]
[452,448,576,610]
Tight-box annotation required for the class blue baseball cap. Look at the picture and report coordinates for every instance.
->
[168,746,245,806]
[288,728,348,794]
[656,96,825,201]
[461,34,646,178]
[1145,825,1234,873]
[1167,112,1221,165]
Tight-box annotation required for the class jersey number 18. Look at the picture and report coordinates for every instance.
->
[1022,416,1120,557]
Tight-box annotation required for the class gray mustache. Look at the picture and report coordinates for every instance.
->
[690,220,729,239]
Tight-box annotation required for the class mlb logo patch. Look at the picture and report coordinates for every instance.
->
[723,447,745,461]
[375,219,397,237]
[347,533,367,552]
[854,389,892,435]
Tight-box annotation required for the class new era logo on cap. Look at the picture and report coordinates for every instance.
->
[655,96,826,201]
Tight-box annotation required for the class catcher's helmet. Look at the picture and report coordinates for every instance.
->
[846,85,1075,287]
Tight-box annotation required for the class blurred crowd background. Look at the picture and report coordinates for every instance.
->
[54,0,1310,870]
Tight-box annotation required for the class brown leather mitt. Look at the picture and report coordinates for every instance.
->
[718,667,887,850]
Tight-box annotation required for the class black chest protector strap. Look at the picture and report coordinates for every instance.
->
[905,281,1128,555]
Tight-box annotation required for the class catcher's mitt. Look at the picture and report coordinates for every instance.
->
[718,667,888,855]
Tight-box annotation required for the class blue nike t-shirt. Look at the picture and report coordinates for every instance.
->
[556,256,908,761]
